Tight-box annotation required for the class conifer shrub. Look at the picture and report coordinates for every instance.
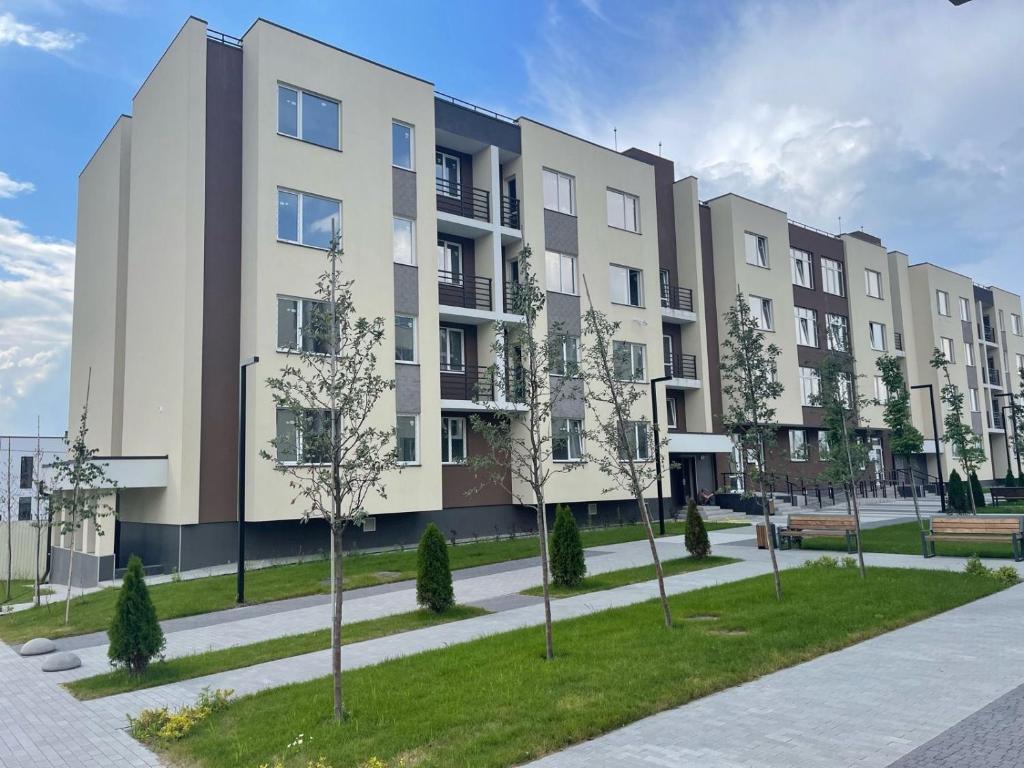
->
[108,555,165,676]
[416,523,454,613]
[1004,468,1016,488]
[947,470,968,513]
[969,470,987,508]
[684,499,711,559]
[550,504,586,587]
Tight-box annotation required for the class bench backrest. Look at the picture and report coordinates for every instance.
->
[787,515,856,530]
[993,487,1024,498]
[931,517,1023,535]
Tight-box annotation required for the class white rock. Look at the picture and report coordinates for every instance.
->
[19,638,56,656]
[41,652,81,672]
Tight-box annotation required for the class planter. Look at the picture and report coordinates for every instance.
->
[715,493,768,516]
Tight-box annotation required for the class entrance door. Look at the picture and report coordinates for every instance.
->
[678,456,697,505]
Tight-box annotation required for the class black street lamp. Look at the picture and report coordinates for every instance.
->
[649,374,673,536]
[911,383,946,514]
[237,355,259,605]
[993,391,1022,479]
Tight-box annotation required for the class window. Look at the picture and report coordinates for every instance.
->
[392,120,413,169]
[18,497,31,521]
[874,375,888,403]
[791,248,813,288]
[969,388,980,413]
[795,307,819,347]
[836,372,853,407]
[799,367,820,407]
[959,297,972,322]
[666,398,677,429]
[542,168,575,215]
[663,334,673,378]
[393,217,415,265]
[609,265,643,307]
[277,85,340,150]
[865,269,883,299]
[441,416,466,464]
[821,257,845,296]
[277,189,341,249]
[869,321,887,351]
[818,432,831,460]
[826,314,849,351]
[19,456,33,489]
[1017,354,1024,375]
[1012,314,1023,336]
[940,336,955,364]
[552,418,585,462]
[436,240,464,285]
[964,342,975,367]
[396,415,419,464]
[545,251,577,295]
[936,290,950,316]
[744,232,769,268]
[618,421,651,462]
[395,315,417,363]
[750,295,774,331]
[606,189,639,232]
[277,297,335,354]
[435,151,460,198]
[659,269,671,307]
[551,335,580,376]
[276,408,331,465]
[439,327,465,372]
[789,429,807,462]
[612,341,646,382]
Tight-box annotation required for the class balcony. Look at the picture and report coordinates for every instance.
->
[993,409,1005,430]
[438,272,492,312]
[987,367,1002,388]
[501,195,520,229]
[440,364,494,403]
[664,353,700,388]
[894,331,905,353]
[436,179,490,223]
[979,323,996,344]
[660,285,697,324]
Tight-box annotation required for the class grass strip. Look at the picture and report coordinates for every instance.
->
[0,521,745,644]
[158,566,1002,768]
[65,605,488,701]
[1,580,52,605]
[803,520,1016,558]
[521,555,738,597]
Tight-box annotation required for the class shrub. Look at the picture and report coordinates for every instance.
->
[964,555,990,578]
[108,555,165,676]
[550,504,586,587]
[992,566,1022,587]
[1005,468,1016,488]
[969,471,986,508]
[684,500,711,559]
[947,470,968,513]
[840,556,858,569]
[803,555,840,569]
[416,523,454,613]
[128,687,232,743]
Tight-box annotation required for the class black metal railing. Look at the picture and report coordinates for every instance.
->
[501,196,520,229]
[660,285,695,313]
[506,365,526,403]
[440,364,494,401]
[438,271,492,311]
[988,367,1001,387]
[894,331,904,351]
[504,281,524,314]
[436,179,490,222]
[665,353,698,380]
[980,323,996,343]
[993,409,1005,429]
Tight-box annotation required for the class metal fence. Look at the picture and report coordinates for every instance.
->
[0,521,48,581]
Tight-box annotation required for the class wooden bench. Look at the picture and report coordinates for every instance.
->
[991,486,1024,505]
[921,516,1024,561]
[778,515,857,553]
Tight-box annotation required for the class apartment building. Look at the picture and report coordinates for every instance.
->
[62,17,734,583]
[0,435,64,522]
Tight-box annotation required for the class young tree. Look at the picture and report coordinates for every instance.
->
[2,438,12,602]
[108,555,165,675]
[684,499,711,559]
[815,344,869,578]
[719,291,785,599]
[416,523,454,613]
[876,355,925,531]
[49,372,116,624]
[469,245,583,659]
[930,349,986,515]
[550,504,586,587]
[580,282,673,627]
[262,231,399,720]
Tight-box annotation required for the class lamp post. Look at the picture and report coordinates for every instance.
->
[911,383,946,514]
[993,391,1022,479]
[236,355,259,605]
[650,374,672,536]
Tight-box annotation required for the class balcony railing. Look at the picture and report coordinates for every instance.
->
[438,271,492,311]
[979,324,996,343]
[993,409,1005,429]
[501,195,520,229]
[665,353,698,380]
[440,364,494,401]
[436,179,490,222]
[988,367,1001,387]
[660,285,695,313]
[894,331,904,352]
[504,281,524,314]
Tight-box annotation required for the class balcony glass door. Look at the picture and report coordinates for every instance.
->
[439,327,465,373]
[436,151,460,198]
[663,334,673,378]
[437,240,463,285]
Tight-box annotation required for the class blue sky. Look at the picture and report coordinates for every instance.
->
[1,0,1022,435]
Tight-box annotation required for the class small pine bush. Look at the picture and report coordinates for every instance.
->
[684,500,711,559]
[963,555,989,578]
[108,555,165,675]
[969,470,986,508]
[947,470,968,513]
[1005,468,1017,488]
[550,504,586,587]
[416,523,454,613]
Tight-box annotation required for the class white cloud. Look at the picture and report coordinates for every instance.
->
[0,171,34,199]
[0,11,83,52]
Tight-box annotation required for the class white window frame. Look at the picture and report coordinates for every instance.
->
[439,327,466,373]
[964,342,975,367]
[789,429,807,462]
[969,388,980,413]
[821,257,845,297]
[936,290,950,317]
[869,321,887,352]
[791,247,813,289]
[277,188,342,249]
[392,216,415,265]
[799,366,820,407]
[545,250,578,295]
[751,295,774,331]
[441,416,467,465]
[543,168,576,215]
[874,375,888,403]
[959,297,972,322]
[1017,354,1024,375]
[826,313,849,351]
[619,421,651,462]
[437,239,463,285]
[795,306,818,347]
[1012,313,1023,336]
[395,314,417,364]
[666,398,677,429]
[609,264,644,307]
[551,335,580,377]
[865,268,883,299]
[396,414,420,465]
[612,340,647,382]
[606,188,640,232]
[940,336,955,364]
[745,232,769,268]
[818,431,831,460]
[277,83,341,150]
[435,151,461,199]
[392,120,414,170]
[552,418,585,462]
[277,296,336,355]
[275,407,331,466]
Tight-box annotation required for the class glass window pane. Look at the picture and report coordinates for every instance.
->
[543,170,558,210]
[607,190,624,229]
[276,409,298,463]
[302,195,340,249]
[561,255,576,294]
[277,190,299,242]
[628,269,642,306]
[546,251,561,291]
[395,316,415,362]
[392,121,412,169]
[393,218,414,265]
[278,86,298,137]
[277,298,298,350]
[609,265,626,304]
[558,174,573,214]
[397,416,418,463]
[301,92,339,149]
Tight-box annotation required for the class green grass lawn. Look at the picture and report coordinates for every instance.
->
[1,580,52,605]
[0,521,746,644]
[156,566,1003,768]
[803,520,1017,558]
[521,556,738,597]
[65,605,487,701]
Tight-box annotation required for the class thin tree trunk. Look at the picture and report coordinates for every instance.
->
[968,474,978,516]
[842,432,867,579]
[332,524,344,721]
[64,512,75,624]
[758,437,783,600]
[635,493,672,627]
[535,493,554,660]
[5,439,11,602]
